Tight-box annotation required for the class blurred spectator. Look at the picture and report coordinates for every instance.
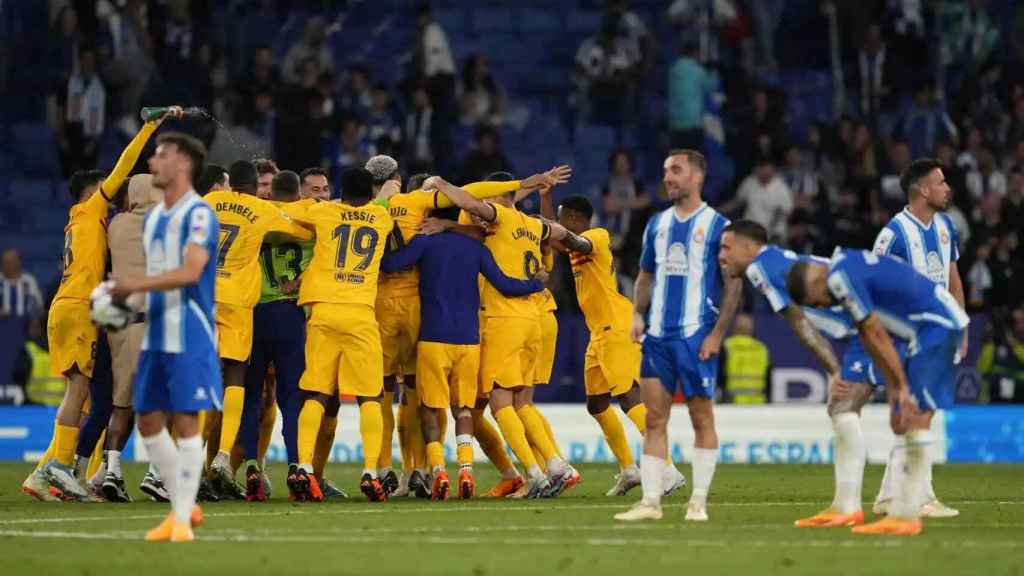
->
[732,87,784,179]
[935,139,970,211]
[724,157,794,243]
[1003,169,1024,224]
[967,242,993,309]
[148,0,210,106]
[61,45,105,175]
[600,150,649,255]
[895,85,957,159]
[282,16,334,84]
[965,147,1006,200]
[366,83,401,149]
[414,3,458,130]
[750,0,784,73]
[1,249,43,322]
[852,24,893,123]
[403,82,443,173]
[666,0,740,65]
[878,140,912,216]
[1004,97,1024,155]
[274,57,325,172]
[780,145,821,213]
[575,12,636,127]
[459,126,513,184]
[322,117,370,183]
[830,183,874,249]
[459,54,506,127]
[667,41,716,151]
[721,313,769,404]
[956,126,984,172]
[977,306,1024,404]
[48,5,83,103]
[988,231,1023,308]
[96,0,153,121]
[607,0,654,73]
[239,46,279,124]
[339,63,373,118]
[939,0,1000,73]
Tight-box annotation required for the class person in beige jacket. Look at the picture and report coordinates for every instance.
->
[98,174,163,502]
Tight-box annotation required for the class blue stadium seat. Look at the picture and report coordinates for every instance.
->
[11,123,61,178]
[8,179,52,205]
[567,11,602,33]
[574,125,617,149]
[520,10,560,33]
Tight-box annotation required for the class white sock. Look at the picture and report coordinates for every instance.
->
[299,463,313,474]
[876,434,905,504]
[89,459,107,486]
[832,412,865,513]
[526,464,544,480]
[892,430,930,519]
[640,454,664,507]
[143,429,179,501]
[148,462,159,478]
[690,447,718,505]
[924,442,937,502]
[174,435,203,524]
[364,468,378,478]
[107,450,123,477]
[546,457,567,475]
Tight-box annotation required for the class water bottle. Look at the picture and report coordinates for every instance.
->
[139,106,209,122]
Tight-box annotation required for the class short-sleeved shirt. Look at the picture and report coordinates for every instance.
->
[479,203,549,319]
[205,189,313,308]
[639,203,729,339]
[569,227,633,334]
[873,208,959,288]
[293,200,393,307]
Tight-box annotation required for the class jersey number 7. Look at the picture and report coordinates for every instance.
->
[217,224,240,268]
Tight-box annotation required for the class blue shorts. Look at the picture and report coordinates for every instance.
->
[640,329,717,399]
[840,338,880,386]
[135,349,223,413]
[906,326,960,411]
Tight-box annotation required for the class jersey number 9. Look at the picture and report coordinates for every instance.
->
[334,224,380,271]
[523,251,540,279]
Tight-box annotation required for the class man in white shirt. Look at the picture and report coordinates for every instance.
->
[723,158,794,242]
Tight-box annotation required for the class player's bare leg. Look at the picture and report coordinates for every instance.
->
[797,380,872,528]
[615,377,674,521]
[99,405,135,502]
[140,410,203,542]
[613,383,686,496]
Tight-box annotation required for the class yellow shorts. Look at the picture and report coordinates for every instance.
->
[584,330,641,397]
[417,341,479,409]
[533,310,558,385]
[376,294,420,377]
[47,299,96,378]
[108,323,144,406]
[215,302,253,362]
[479,316,540,394]
[300,303,383,398]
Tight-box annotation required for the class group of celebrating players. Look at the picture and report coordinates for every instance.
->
[21,104,968,541]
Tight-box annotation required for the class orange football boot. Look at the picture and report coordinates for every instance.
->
[457,469,475,500]
[483,476,524,498]
[795,508,865,528]
[851,516,923,536]
[431,470,450,501]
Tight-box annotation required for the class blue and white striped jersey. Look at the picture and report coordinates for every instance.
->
[639,203,729,339]
[873,208,959,288]
[141,191,220,354]
[745,245,856,340]
[827,249,969,354]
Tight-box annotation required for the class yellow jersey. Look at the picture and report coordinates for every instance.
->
[480,203,548,319]
[294,200,394,307]
[205,189,313,308]
[55,121,158,303]
[569,227,632,333]
[535,245,558,313]
[377,180,524,299]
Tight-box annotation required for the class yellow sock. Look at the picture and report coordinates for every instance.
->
[197,411,207,438]
[406,388,426,469]
[517,405,558,462]
[258,402,276,462]
[297,400,325,466]
[626,404,646,434]
[54,424,80,467]
[379,391,395,469]
[35,424,58,470]
[217,386,246,455]
[359,401,383,472]
[472,411,514,474]
[531,445,547,473]
[457,442,474,469]
[398,399,413,473]
[594,408,635,468]
[86,430,105,479]
[314,416,337,477]
[535,408,563,459]
[493,406,537,470]
[426,441,445,470]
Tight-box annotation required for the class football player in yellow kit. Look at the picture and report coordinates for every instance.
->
[23,110,174,501]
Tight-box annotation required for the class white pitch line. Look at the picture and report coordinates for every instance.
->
[0,529,1021,549]
[2,500,1021,526]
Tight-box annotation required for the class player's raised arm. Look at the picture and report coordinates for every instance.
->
[512,165,572,204]
[546,220,592,255]
[263,201,315,242]
[478,243,544,297]
[427,177,497,222]
[781,305,840,375]
[381,234,428,273]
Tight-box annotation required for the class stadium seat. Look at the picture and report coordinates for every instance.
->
[8,179,52,205]
[11,123,61,178]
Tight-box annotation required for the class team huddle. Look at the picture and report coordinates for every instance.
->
[21,107,968,541]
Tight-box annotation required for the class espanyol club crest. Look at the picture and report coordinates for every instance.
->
[693,227,705,244]
[940,230,949,245]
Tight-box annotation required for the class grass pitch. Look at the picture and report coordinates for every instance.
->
[0,463,1021,575]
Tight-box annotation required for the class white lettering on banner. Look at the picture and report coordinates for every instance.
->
[130,405,946,465]
[771,368,827,403]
